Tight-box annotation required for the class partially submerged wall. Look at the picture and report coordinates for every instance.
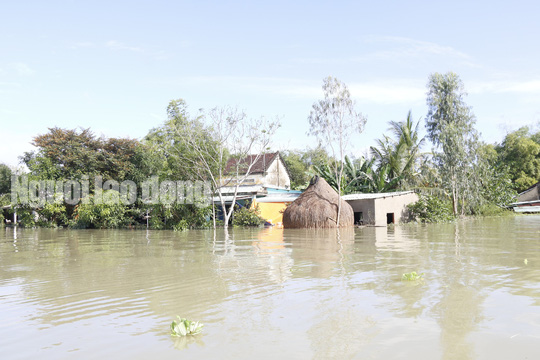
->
[346,192,419,226]
[372,192,418,226]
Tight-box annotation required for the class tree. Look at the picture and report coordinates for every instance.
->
[0,163,12,195]
[308,76,367,224]
[281,150,311,190]
[370,112,425,190]
[495,127,540,192]
[425,72,480,215]
[22,127,157,183]
[281,146,333,190]
[153,99,280,228]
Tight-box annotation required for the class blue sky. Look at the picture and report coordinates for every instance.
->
[1,0,540,167]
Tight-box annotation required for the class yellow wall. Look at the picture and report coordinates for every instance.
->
[252,200,290,225]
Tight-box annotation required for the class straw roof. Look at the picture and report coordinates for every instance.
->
[282,176,354,228]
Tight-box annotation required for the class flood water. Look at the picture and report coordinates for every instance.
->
[1,216,539,359]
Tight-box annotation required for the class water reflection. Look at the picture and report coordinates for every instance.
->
[0,217,539,359]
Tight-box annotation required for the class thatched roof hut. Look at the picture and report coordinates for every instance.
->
[283,176,354,228]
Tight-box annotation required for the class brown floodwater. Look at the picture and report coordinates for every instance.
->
[1,215,539,359]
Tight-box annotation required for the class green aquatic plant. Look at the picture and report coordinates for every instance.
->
[401,271,424,281]
[170,317,204,337]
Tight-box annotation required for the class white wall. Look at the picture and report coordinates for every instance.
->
[346,192,419,226]
[263,155,290,188]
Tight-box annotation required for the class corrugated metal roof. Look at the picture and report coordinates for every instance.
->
[342,191,416,201]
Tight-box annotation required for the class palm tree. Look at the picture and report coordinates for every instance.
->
[370,111,425,189]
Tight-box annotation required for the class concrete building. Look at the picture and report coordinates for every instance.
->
[342,191,419,226]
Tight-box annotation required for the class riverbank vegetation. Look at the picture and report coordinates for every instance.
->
[1,72,538,228]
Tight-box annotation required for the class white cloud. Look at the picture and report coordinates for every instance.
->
[363,35,471,60]
[0,81,22,95]
[470,79,540,95]
[293,36,479,68]
[349,81,425,104]
[183,76,425,105]
[70,42,96,49]
[106,40,143,52]
[9,62,34,76]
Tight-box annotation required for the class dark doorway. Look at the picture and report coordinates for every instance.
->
[386,213,394,224]
[354,212,363,225]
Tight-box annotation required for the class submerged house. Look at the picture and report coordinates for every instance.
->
[510,182,540,213]
[214,152,301,224]
[221,151,291,189]
[282,176,354,228]
[342,191,418,226]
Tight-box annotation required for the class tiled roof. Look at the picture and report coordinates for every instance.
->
[224,152,279,175]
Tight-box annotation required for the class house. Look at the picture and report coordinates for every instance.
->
[516,182,540,203]
[221,152,290,189]
[252,189,301,225]
[214,152,301,224]
[509,182,540,213]
[342,191,419,226]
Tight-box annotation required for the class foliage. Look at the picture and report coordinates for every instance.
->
[314,155,401,194]
[407,194,454,223]
[370,111,425,190]
[425,72,481,215]
[477,165,517,210]
[281,150,311,190]
[170,317,204,337]
[146,203,212,231]
[22,127,157,183]
[281,146,333,190]
[308,76,366,223]
[0,163,12,195]
[12,206,38,227]
[0,210,4,226]
[495,127,540,192]
[149,99,280,228]
[37,198,68,227]
[72,191,132,229]
[145,99,219,182]
[232,204,265,227]
[401,271,424,281]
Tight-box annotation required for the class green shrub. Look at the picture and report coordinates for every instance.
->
[407,194,454,223]
[146,203,212,230]
[72,190,131,229]
[232,205,265,227]
[14,206,37,227]
[37,200,68,227]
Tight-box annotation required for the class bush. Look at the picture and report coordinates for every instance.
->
[232,205,265,227]
[408,194,454,223]
[146,203,212,230]
[37,200,68,227]
[72,191,131,229]
[14,206,38,227]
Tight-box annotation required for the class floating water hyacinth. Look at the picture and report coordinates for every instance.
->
[170,317,204,337]
[401,271,424,281]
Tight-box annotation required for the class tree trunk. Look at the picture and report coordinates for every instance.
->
[452,184,458,215]
[212,202,216,229]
